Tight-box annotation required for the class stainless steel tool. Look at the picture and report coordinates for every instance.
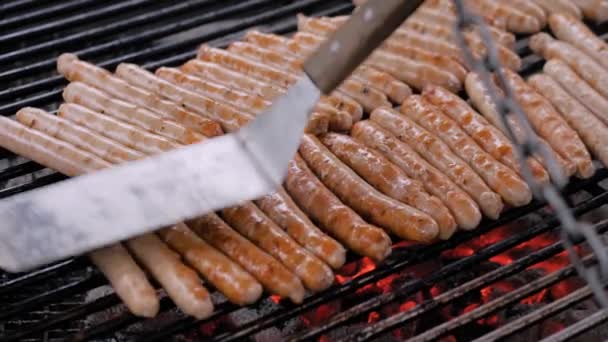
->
[0,0,423,272]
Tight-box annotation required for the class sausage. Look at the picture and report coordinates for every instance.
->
[371,106,503,219]
[56,54,222,137]
[528,74,608,167]
[336,78,391,113]
[158,223,263,305]
[570,0,608,22]
[320,133,457,239]
[15,107,143,164]
[156,67,268,113]
[57,103,180,154]
[464,72,577,178]
[542,59,608,127]
[499,0,547,25]
[285,154,392,261]
[126,233,213,319]
[464,0,542,33]
[115,63,252,133]
[197,46,363,121]
[366,50,462,93]
[187,213,306,303]
[221,202,334,292]
[255,188,346,269]
[401,17,521,71]
[530,33,608,101]
[181,59,284,99]
[228,41,303,74]
[89,244,159,317]
[381,40,468,82]
[351,65,412,104]
[412,7,516,49]
[421,86,550,184]
[534,0,582,18]
[402,95,532,207]
[548,13,608,70]
[502,69,594,178]
[299,134,439,242]
[244,30,312,57]
[351,120,481,230]
[63,82,205,145]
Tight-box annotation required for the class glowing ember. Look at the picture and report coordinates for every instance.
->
[399,300,417,312]
[336,258,377,284]
[367,311,381,323]
[270,295,281,304]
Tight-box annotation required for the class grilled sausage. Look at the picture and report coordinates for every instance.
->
[320,133,457,239]
[464,72,577,178]
[534,0,582,18]
[63,82,205,145]
[542,59,608,127]
[255,188,347,269]
[244,30,312,57]
[421,86,549,184]
[299,134,439,242]
[221,202,334,292]
[228,41,303,73]
[197,46,363,121]
[402,95,532,207]
[548,13,608,70]
[181,59,284,99]
[285,155,392,261]
[126,233,213,319]
[156,67,268,113]
[89,244,160,317]
[351,120,481,230]
[500,0,547,25]
[530,33,608,100]
[115,63,252,132]
[372,106,503,219]
[56,54,222,137]
[57,103,180,154]
[464,0,542,33]
[351,65,412,104]
[570,0,608,22]
[158,223,263,305]
[15,107,144,164]
[502,69,594,178]
[188,214,306,303]
[529,74,608,167]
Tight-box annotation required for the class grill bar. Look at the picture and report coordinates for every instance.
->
[0,0,46,15]
[350,220,608,341]
[475,286,595,342]
[0,0,100,32]
[541,309,608,342]
[0,161,45,183]
[408,255,596,342]
[0,259,81,296]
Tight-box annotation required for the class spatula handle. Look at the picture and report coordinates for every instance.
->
[303,0,424,94]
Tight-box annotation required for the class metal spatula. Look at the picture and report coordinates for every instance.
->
[0,0,423,272]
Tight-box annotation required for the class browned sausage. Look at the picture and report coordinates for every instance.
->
[115,63,252,132]
[401,95,532,207]
[535,0,582,18]
[299,134,439,242]
[255,188,346,269]
[351,120,482,230]
[371,106,503,219]
[320,133,457,239]
[464,0,542,33]
[63,82,205,145]
[464,72,577,178]
[221,202,334,293]
[528,74,608,167]
[421,85,550,184]
[570,0,608,22]
[126,233,213,319]
[158,223,263,305]
[502,68,594,178]
[56,54,222,137]
[188,214,306,303]
[285,154,392,261]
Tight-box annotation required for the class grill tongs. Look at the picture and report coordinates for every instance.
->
[0,0,424,272]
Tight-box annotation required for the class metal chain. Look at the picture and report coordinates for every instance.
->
[450,0,608,307]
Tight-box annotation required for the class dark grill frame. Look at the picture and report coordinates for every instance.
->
[1,1,608,341]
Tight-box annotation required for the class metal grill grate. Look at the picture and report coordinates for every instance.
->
[1,1,608,341]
